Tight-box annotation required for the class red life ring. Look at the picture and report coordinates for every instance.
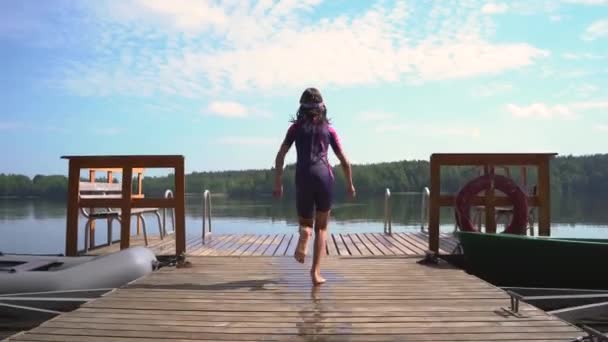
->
[454,174,528,235]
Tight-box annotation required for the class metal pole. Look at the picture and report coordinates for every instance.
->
[421,187,430,231]
[202,189,212,242]
[384,188,391,234]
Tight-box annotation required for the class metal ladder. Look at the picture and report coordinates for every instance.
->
[202,189,212,243]
[383,187,431,234]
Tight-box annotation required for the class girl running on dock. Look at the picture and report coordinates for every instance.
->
[273,87,356,285]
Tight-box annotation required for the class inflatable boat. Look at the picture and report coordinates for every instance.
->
[0,246,157,295]
[0,247,158,339]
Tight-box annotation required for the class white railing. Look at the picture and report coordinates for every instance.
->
[383,188,392,234]
[420,187,430,231]
[202,189,212,243]
[163,189,176,237]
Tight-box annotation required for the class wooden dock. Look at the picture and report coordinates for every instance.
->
[4,256,584,341]
[86,232,459,257]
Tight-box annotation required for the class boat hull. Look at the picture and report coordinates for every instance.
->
[455,231,608,290]
[0,246,157,295]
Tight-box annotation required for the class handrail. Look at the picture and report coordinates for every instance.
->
[163,189,176,237]
[421,187,430,231]
[383,188,392,234]
[202,189,212,243]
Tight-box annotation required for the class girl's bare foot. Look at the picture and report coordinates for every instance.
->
[294,227,311,263]
[311,270,326,285]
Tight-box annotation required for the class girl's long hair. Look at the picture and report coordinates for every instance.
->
[291,87,329,125]
[290,88,330,164]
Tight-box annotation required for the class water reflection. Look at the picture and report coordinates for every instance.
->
[0,198,66,220]
[1,194,608,254]
[2,194,608,225]
[182,194,608,226]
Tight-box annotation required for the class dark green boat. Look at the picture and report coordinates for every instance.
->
[454,231,608,290]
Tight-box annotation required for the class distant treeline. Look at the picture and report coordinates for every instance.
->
[2,154,608,199]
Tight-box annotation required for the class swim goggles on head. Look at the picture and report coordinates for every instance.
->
[300,102,325,109]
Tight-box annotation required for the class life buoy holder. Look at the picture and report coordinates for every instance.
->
[454,174,528,235]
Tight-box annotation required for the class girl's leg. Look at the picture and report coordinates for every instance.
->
[311,210,329,285]
[295,217,313,263]
[294,178,314,263]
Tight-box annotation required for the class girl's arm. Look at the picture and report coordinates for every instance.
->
[274,124,296,197]
[328,127,355,198]
[335,149,355,198]
[274,144,290,197]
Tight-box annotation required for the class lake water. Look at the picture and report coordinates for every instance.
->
[1,193,608,255]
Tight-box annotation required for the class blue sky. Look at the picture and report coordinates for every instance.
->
[1,0,607,177]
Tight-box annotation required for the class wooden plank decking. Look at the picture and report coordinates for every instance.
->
[86,232,459,257]
[5,256,584,341]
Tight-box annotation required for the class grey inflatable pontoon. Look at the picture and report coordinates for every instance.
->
[0,247,158,339]
[0,246,157,295]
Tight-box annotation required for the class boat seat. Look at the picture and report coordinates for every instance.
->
[0,260,59,273]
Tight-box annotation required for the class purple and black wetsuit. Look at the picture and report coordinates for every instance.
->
[282,119,343,219]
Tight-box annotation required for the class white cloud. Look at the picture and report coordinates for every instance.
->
[205,101,248,118]
[563,0,608,4]
[550,15,562,22]
[594,124,608,131]
[51,1,550,97]
[176,37,548,91]
[495,1,558,15]
[356,111,396,122]
[542,67,594,79]
[202,101,272,119]
[562,52,605,60]
[507,103,577,120]
[471,82,513,97]
[582,19,608,41]
[481,3,509,14]
[216,136,277,146]
[575,84,599,98]
[375,123,481,138]
[130,0,228,33]
[555,83,600,99]
[571,101,608,110]
[507,100,608,120]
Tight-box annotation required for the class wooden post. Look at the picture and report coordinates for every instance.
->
[136,171,143,235]
[484,165,496,234]
[120,167,133,250]
[65,160,80,256]
[174,160,186,256]
[88,170,96,249]
[137,171,143,195]
[428,155,440,254]
[106,170,113,244]
[538,157,551,236]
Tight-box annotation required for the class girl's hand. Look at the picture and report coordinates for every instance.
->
[347,184,356,199]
